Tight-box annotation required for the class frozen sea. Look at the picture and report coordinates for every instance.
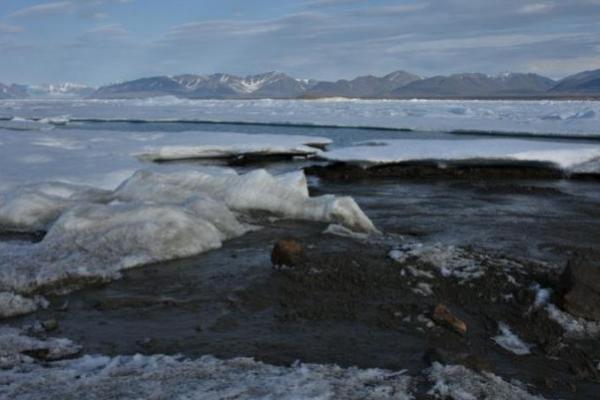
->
[1,98,600,399]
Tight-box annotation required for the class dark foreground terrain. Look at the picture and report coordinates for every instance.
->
[7,171,600,399]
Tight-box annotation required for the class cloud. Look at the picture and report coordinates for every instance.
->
[9,1,73,18]
[353,3,429,16]
[518,2,556,14]
[8,0,133,19]
[0,22,23,33]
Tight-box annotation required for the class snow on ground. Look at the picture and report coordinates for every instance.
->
[0,328,550,400]
[0,293,48,319]
[545,304,600,339]
[0,327,81,368]
[0,128,330,191]
[0,353,414,400]
[427,363,546,400]
[492,323,532,355]
[323,139,600,173]
[1,98,600,137]
[389,243,486,281]
[0,168,375,316]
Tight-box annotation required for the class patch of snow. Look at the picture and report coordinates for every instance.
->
[530,283,552,309]
[427,363,546,400]
[388,243,484,281]
[0,292,48,319]
[0,327,81,369]
[492,323,532,355]
[414,282,433,296]
[0,353,413,399]
[545,304,600,338]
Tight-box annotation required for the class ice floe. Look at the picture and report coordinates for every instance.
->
[322,139,600,173]
[492,323,532,355]
[136,134,330,161]
[0,168,374,316]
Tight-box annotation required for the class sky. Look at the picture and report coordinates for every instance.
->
[0,0,599,86]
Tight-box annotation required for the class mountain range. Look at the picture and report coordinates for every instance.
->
[2,69,600,100]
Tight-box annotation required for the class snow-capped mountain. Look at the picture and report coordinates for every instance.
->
[94,72,315,99]
[90,69,600,99]
[26,83,96,98]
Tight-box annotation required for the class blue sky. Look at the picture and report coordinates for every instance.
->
[1,0,599,85]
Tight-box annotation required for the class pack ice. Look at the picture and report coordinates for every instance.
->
[0,168,375,317]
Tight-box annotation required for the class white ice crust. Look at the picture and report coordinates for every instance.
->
[2,98,600,137]
[0,169,375,314]
[323,139,600,172]
[0,128,330,191]
[0,352,413,400]
[427,363,545,400]
[0,328,553,400]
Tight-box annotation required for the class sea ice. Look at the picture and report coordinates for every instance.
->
[322,139,600,173]
[0,168,375,317]
[2,98,600,137]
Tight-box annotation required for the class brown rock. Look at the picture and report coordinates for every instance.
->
[271,239,305,267]
[432,303,467,336]
[560,256,600,321]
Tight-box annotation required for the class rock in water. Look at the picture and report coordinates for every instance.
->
[560,257,600,321]
[432,303,467,336]
[271,239,305,267]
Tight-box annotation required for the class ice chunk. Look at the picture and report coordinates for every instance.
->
[492,323,532,355]
[0,202,230,294]
[0,168,374,301]
[0,182,112,231]
[115,169,377,233]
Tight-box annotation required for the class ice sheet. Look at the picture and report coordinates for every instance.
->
[323,139,600,172]
[0,128,330,191]
[2,98,600,137]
